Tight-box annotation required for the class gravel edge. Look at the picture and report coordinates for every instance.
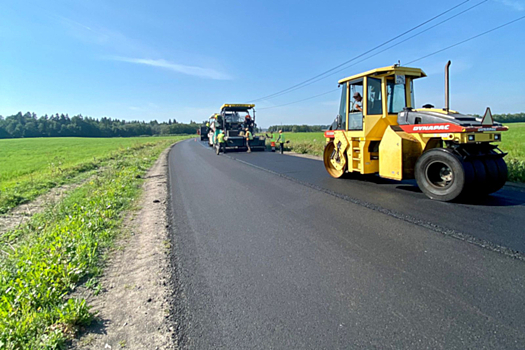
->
[71,144,178,350]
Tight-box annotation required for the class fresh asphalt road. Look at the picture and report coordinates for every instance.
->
[168,139,525,350]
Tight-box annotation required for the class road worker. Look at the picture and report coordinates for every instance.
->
[245,128,253,153]
[266,132,276,152]
[277,129,286,154]
[244,114,253,131]
[216,130,225,155]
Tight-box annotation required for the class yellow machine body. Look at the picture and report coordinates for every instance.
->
[324,65,506,179]
[323,64,508,201]
[378,127,421,180]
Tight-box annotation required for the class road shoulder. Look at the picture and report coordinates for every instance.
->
[72,145,176,350]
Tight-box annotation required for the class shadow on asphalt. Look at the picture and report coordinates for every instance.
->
[212,142,525,208]
[455,192,525,207]
[353,174,525,207]
[396,184,525,207]
[396,185,422,193]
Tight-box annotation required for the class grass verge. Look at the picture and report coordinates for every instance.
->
[0,136,189,349]
[507,158,525,183]
[265,132,325,156]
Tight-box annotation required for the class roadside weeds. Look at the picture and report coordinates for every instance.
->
[0,138,189,349]
[0,170,105,236]
[72,145,177,350]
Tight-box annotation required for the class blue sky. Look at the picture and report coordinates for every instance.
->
[1,0,524,127]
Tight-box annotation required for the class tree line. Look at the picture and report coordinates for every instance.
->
[0,112,200,139]
[485,113,525,123]
[267,125,328,133]
[1,111,522,139]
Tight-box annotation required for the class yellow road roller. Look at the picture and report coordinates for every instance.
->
[324,62,508,201]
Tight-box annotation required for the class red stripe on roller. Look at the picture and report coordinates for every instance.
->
[399,123,464,134]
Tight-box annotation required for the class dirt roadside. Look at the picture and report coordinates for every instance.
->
[0,183,81,235]
[72,145,177,350]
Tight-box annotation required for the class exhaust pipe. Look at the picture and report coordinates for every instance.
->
[445,60,451,113]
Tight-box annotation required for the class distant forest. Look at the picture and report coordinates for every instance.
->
[0,112,200,139]
[1,111,523,139]
[267,125,328,133]
[476,112,525,123]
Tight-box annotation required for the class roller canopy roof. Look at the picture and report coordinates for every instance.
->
[338,66,426,84]
[220,104,255,112]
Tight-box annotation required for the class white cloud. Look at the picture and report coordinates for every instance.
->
[56,16,231,80]
[56,15,158,57]
[108,57,232,80]
[497,0,525,11]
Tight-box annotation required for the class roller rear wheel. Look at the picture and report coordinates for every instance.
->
[483,157,507,194]
[323,141,346,178]
[470,159,487,190]
[415,148,468,202]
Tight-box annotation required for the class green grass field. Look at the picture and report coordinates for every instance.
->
[0,136,194,213]
[0,135,191,349]
[279,132,325,156]
[502,123,525,182]
[281,122,525,182]
[501,122,525,158]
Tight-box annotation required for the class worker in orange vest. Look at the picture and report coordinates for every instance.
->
[266,131,276,152]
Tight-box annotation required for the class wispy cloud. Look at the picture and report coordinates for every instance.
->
[108,57,232,80]
[55,15,158,57]
[497,0,525,11]
[54,14,94,32]
[56,15,232,80]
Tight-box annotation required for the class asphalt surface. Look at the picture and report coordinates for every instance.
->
[168,139,525,350]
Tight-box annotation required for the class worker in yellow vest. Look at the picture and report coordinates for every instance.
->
[277,129,286,154]
[266,131,276,152]
[245,128,253,153]
[216,130,225,155]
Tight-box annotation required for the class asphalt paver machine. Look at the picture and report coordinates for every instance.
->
[199,123,209,141]
[213,104,266,153]
[324,62,508,201]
